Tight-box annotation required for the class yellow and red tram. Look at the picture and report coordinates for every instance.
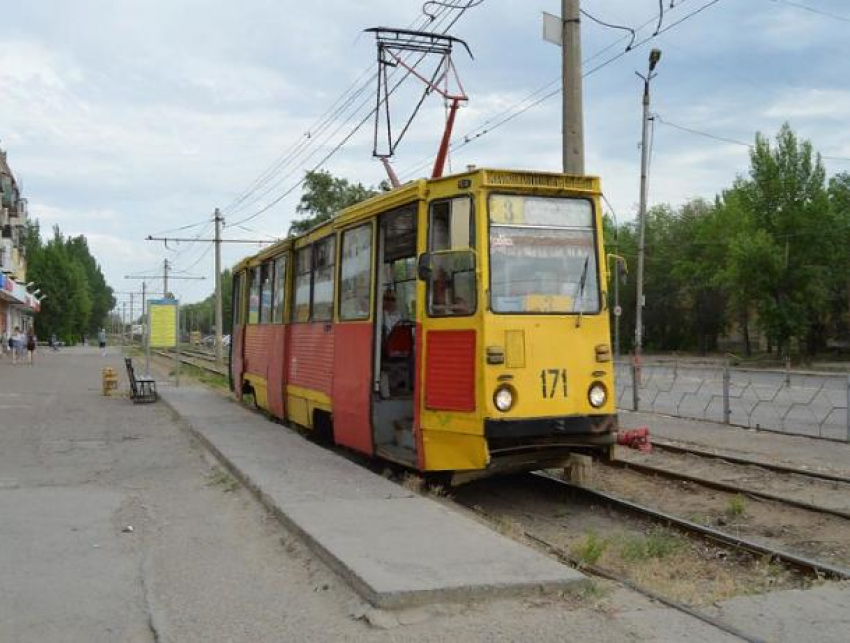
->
[230,168,617,482]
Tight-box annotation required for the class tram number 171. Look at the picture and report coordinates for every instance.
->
[540,369,567,399]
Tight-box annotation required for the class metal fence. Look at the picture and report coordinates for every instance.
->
[615,361,850,442]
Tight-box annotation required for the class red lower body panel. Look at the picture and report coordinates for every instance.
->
[331,322,374,455]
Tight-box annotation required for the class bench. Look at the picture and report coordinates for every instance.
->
[124,357,158,403]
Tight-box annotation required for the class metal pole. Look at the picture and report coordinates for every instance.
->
[214,207,224,367]
[163,258,170,298]
[634,50,660,410]
[562,0,584,175]
[143,281,150,375]
[129,292,134,343]
[175,302,180,388]
[723,360,731,424]
[121,302,126,346]
[614,260,620,361]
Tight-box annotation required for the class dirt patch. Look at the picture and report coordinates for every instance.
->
[589,463,850,568]
[450,475,809,607]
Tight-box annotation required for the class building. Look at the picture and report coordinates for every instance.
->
[0,147,40,337]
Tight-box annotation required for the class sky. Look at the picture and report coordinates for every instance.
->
[2,0,849,306]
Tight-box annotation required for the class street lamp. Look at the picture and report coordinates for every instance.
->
[633,47,662,411]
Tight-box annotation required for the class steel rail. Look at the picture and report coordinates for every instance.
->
[605,458,850,521]
[651,440,850,485]
[462,494,765,643]
[532,471,850,581]
[153,349,227,376]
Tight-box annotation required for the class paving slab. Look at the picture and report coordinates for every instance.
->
[159,385,585,608]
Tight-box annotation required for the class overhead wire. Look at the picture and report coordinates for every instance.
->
[220,3,461,219]
[227,0,483,228]
[399,0,723,178]
[766,0,850,23]
[222,5,458,221]
[655,115,850,162]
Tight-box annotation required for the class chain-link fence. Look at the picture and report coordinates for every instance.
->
[615,361,850,442]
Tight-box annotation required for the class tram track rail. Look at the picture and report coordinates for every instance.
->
[456,474,773,643]
[606,457,850,521]
[530,471,850,581]
[650,439,850,485]
[152,348,227,376]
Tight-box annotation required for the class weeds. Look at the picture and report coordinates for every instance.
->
[571,532,607,565]
[619,527,685,562]
[726,494,747,518]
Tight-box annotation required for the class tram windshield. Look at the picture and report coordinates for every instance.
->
[488,195,600,314]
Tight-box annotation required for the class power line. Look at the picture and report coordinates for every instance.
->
[227,1,483,228]
[400,0,722,178]
[220,2,471,219]
[224,3,468,221]
[766,0,850,24]
[655,115,850,162]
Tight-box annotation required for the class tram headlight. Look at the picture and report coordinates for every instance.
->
[588,382,607,408]
[493,385,515,412]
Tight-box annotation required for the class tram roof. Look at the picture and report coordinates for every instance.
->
[232,168,601,269]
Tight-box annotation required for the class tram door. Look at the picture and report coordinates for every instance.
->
[372,204,419,465]
[416,196,478,469]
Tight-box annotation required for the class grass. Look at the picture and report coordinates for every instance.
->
[571,532,607,566]
[726,494,747,518]
[173,363,229,389]
[618,527,686,562]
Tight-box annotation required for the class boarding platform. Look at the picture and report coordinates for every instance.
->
[159,385,586,608]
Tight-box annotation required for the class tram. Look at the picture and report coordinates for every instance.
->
[230,168,617,482]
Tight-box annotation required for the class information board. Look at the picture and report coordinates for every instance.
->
[148,299,178,348]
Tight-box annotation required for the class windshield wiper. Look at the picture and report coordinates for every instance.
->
[573,256,589,327]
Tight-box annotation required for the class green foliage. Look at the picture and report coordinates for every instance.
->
[180,269,233,335]
[618,528,686,562]
[289,170,380,235]
[24,223,114,343]
[571,532,607,565]
[607,123,849,357]
[726,494,747,518]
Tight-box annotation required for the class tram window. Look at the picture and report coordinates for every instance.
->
[248,266,261,324]
[339,224,372,321]
[430,197,473,251]
[271,255,286,324]
[312,235,336,321]
[259,261,273,323]
[427,196,476,317]
[293,247,312,322]
[232,271,244,326]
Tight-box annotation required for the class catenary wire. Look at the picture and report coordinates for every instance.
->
[220,3,462,219]
[227,1,483,228]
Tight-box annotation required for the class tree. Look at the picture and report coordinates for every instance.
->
[289,170,380,234]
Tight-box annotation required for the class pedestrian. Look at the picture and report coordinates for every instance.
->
[26,331,36,365]
[50,333,59,351]
[11,326,22,365]
[98,327,107,357]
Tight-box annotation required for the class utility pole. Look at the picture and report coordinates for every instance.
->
[562,0,584,174]
[163,259,170,298]
[633,48,662,411]
[146,217,273,365]
[214,208,224,367]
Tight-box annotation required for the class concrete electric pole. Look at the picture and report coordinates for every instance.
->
[562,0,584,175]
[633,48,662,411]
[214,208,224,367]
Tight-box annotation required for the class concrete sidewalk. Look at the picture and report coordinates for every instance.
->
[159,385,585,608]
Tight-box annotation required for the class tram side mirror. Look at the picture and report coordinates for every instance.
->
[417,253,433,281]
